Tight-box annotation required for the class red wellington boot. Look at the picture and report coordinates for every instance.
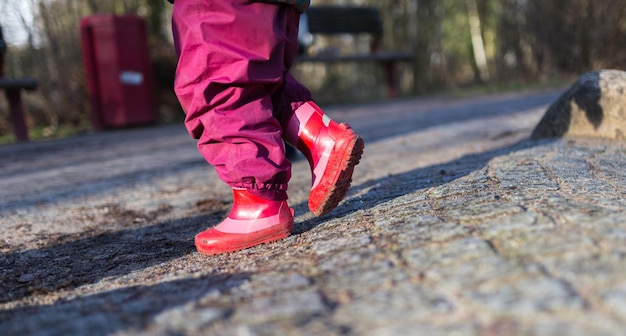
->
[285,101,364,216]
[195,188,294,255]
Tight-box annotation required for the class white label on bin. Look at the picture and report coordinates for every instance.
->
[119,71,144,85]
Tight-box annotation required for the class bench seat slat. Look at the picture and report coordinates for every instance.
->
[305,7,383,35]
[0,77,38,91]
[297,52,414,63]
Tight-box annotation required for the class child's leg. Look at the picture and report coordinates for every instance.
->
[271,73,365,216]
[172,0,296,201]
[270,36,364,216]
[172,1,303,254]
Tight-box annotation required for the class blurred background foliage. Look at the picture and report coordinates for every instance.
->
[1,0,625,142]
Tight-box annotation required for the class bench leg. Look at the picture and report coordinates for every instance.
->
[5,89,29,142]
[380,61,400,98]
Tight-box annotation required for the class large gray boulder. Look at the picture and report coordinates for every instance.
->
[532,70,626,140]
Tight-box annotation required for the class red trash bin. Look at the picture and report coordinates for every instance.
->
[80,14,156,130]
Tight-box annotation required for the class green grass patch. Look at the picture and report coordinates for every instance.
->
[0,123,91,145]
[439,75,575,98]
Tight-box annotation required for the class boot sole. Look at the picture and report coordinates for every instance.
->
[309,132,364,216]
[195,230,291,255]
[195,209,294,255]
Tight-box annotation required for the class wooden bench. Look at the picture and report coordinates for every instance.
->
[296,6,414,98]
[0,25,38,142]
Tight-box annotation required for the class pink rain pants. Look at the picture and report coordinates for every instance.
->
[171,0,313,200]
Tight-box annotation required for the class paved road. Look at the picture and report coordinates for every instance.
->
[2,89,626,335]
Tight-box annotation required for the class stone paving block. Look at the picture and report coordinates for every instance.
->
[316,255,407,297]
[152,304,225,334]
[428,178,488,199]
[334,282,456,332]
[402,238,528,292]
[601,283,626,320]
[441,201,525,226]
[426,255,526,292]
[381,218,472,249]
[488,156,561,192]
[592,224,626,251]
[233,272,312,297]
[547,156,626,209]
[315,248,372,273]
[475,211,543,238]
[560,208,624,229]
[466,277,584,313]
[490,228,598,259]
[541,252,626,290]
[593,154,626,181]
[231,288,326,325]
[367,323,477,336]
[309,232,372,256]
[373,212,440,233]
[403,237,495,267]
[518,317,621,336]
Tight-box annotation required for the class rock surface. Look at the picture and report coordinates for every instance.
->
[1,89,625,335]
[532,69,626,140]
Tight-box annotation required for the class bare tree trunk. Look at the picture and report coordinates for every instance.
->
[413,0,437,93]
[465,0,489,82]
[146,0,167,42]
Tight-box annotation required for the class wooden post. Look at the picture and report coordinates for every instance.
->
[1,26,35,142]
[382,61,399,98]
[6,89,29,142]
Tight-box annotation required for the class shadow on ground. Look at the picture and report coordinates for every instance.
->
[0,271,251,335]
[292,137,551,234]
[0,210,225,305]
[0,137,559,335]
[2,137,552,306]
[0,159,207,212]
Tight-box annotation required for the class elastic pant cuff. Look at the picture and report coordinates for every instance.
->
[232,182,289,201]
[248,188,288,201]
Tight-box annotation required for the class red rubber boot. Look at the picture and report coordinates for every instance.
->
[284,102,364,216]
[195,188,294,255]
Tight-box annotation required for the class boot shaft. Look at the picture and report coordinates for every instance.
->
[284,101,352,173]
[229,188,289,220]
[195,187,294,254]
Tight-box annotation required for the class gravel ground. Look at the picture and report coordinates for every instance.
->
[2,89,626,335]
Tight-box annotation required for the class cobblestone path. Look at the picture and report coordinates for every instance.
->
[1,90,625,335]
